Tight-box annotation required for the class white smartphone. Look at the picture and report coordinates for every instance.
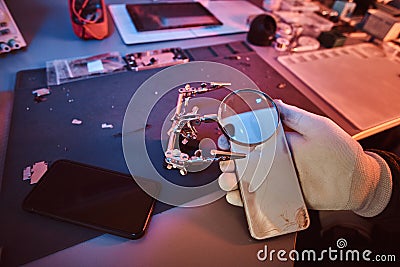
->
[232,122,310,239]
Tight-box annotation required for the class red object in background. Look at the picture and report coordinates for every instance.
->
[68,0,109,40]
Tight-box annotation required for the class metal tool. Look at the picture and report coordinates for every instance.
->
[164,82,246,175]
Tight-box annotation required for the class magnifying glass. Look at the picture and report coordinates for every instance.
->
[218,89,280,146]
[217,89,280,193]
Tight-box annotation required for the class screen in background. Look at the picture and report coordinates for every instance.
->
[126,2,222,32]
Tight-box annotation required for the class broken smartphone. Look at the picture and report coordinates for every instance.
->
[23,159,159,239]
[219,89,310,239]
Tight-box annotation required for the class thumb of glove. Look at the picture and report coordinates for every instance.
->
[275,99,328,137]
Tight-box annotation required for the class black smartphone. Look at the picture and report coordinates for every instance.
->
[23,160,159,239]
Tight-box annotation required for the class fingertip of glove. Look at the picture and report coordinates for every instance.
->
[218,172,238,191]
[219,160,235,173]
[226,191,243,207]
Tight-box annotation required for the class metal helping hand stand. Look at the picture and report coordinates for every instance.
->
[164,82,246,175]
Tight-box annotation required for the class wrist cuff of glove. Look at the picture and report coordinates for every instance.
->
[351,152,392,217]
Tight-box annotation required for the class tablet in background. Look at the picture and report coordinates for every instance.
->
[126,2,222,32]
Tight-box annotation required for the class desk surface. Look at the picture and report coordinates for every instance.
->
[24,198,296,267]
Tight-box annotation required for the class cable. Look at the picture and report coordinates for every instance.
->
[71,0,100,24]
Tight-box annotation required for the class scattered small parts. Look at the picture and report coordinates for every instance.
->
[277,82,287,89]
[32,88,51,103]
[31,161,48,184]
[101,123,114,129]
[224,55,241,60]
[32,88,51,97]
[71,118,83,125]
[22,161,48,184]
[22,166,31,180]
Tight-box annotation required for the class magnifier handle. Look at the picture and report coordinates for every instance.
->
[210,150,246,160]
[210,82,231,88]
[200,114,218,123]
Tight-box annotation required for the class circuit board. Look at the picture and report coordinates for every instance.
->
[124,48,189,71]
[0,0,26,54]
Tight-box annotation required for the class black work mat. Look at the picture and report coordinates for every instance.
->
[0,41,323,266]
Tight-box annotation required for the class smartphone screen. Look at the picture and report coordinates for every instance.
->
[23,160,159,239]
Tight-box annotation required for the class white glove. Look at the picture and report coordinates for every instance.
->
[219,100,393,217]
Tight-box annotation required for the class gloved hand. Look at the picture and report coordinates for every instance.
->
[219,100,393,217]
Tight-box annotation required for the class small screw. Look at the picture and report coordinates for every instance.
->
[277,82,287,89]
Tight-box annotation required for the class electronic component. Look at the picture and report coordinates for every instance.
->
[280,0,320,12]
[124,48,189,71]
[0,0,26,54]
[292,36,321,52]
[275,11,334,38]
[46,52,126,86]
[274,37,290,51]
[332,0,357,18]
[362,9,400,41]
[318,30,347,48]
